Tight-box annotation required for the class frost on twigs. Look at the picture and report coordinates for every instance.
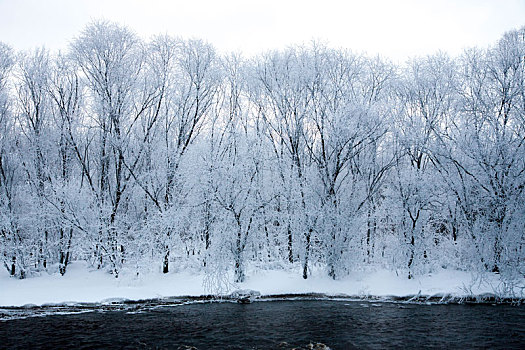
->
[202,243,235,296]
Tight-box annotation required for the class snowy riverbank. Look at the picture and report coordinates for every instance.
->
[1,262,523,307]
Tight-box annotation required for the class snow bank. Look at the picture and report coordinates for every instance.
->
[0,262,521,307]
[0,263,203,307]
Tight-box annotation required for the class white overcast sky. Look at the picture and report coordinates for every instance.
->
[1,0,524,61]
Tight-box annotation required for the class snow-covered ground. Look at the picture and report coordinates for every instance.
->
[0,262,522,307]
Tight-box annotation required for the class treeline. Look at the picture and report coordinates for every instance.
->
[1,22,524,283]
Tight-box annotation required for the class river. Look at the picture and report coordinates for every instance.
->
[1,300,524,349]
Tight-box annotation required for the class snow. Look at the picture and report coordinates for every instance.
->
[240,268,505,298]
[0,262,520,307]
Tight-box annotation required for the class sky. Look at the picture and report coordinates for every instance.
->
[0,0,524,61]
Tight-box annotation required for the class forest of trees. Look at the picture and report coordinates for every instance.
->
[1,22,524,285]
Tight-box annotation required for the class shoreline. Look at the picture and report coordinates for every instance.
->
[2,288,524,322]
[4,292,524,309]
[1,292,523,322]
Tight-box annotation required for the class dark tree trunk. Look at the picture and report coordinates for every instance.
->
[234,226,245,283]
[408,235,415,279]
[302,229,312,279]
[234,256,244,283]
[288,225,293,263]
[10,256,15,276]
[492,237,501,273]
[163,248,169,273]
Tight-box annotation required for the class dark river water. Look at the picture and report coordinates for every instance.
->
[1,300,524,349]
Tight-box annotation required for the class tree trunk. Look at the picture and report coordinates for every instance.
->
[408,235,415,279]
[10,256,15,277]
[302,229,312,279]
[234,226,245,282]
[287,225,293,263]
[163,247,169,273]
[234,255,244,283]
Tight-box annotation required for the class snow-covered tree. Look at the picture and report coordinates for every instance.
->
[1,22,524,285]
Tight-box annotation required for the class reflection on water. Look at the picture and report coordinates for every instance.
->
[1,300,524,349]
